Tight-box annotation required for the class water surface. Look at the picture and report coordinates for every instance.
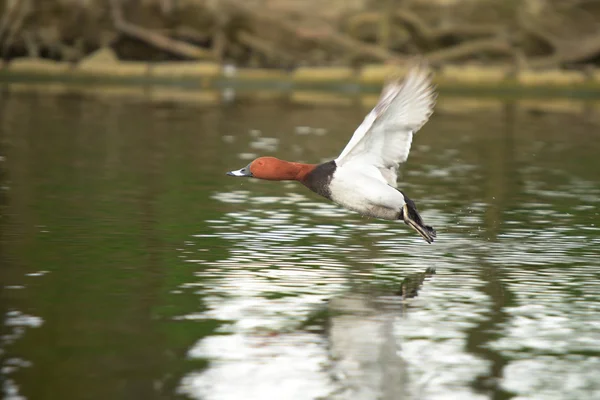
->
[1,90,599,400]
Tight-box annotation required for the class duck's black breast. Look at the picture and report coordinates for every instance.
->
[302,160,337,200]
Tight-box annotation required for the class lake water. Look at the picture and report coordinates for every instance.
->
[1,89,599,400]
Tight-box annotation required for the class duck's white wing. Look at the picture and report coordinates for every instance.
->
[335,65,436,187]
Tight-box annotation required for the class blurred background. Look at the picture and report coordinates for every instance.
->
[1,1,600,400]
[1,0,600,69]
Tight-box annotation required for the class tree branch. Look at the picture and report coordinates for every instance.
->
[225,0,403,63]
[237,31,296,64]
[529,30,600,68]
[425,37,514,64]
[109,0,213,60]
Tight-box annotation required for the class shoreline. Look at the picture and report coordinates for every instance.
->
[2,56,600,100]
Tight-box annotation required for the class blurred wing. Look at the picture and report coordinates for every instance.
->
[335,64,436,187]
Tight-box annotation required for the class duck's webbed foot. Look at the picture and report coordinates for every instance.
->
[400,197,436,244]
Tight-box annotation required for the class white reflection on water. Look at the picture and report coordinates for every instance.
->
[1,311,44,400]
[176,165,600,400]
[502,357,600,399]
[484,229,600,399]
[177,189,495,400]
[483,170,600,399]
[172,101,600,400]
[181,333,332,400]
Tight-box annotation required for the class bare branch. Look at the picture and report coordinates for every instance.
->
[516,5,559,49]
[529,30,600,68]
[426,37,514,64]
[238,31,296,64]
[108,0,213,60]
[225,0,403,63]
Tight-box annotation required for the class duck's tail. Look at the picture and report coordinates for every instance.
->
[400,196,436,244]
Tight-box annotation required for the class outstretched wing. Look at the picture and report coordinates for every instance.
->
[335,63,436,187]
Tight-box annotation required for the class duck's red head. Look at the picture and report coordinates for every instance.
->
[227,157,316,181]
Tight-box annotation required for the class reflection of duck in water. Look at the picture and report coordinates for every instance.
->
[324,267,436,399]
[227,62,437,243]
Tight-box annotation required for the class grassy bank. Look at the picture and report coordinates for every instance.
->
[3,51,600,100]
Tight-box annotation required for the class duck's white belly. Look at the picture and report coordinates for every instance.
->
[329,168,406,220]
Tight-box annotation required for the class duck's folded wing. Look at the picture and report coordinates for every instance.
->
[335,64,436,187]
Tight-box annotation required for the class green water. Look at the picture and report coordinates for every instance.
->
[1,91,599,400]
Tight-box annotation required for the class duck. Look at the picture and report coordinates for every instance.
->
[227,62,437,243]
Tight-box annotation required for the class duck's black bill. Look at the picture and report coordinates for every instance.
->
[226,164,253,177]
